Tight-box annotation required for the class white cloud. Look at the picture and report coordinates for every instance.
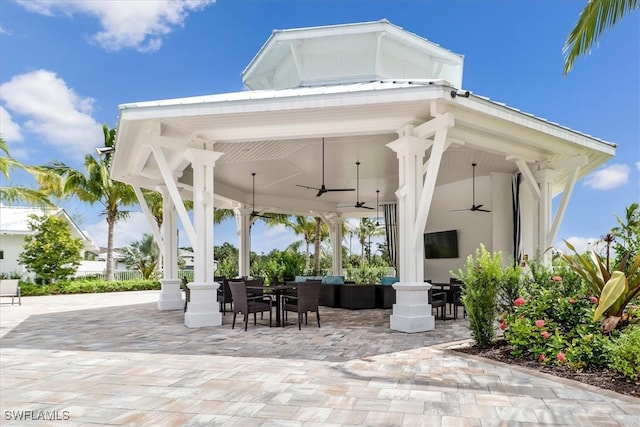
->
[0,70,103,161]
[583,163,630,190]
[636,161,640,171]
[16,0,215,52]
[262,223,288,238]
[84,212,152,249]
[0,106,23,142]
[0,26,11,36]
[556,236,600,255]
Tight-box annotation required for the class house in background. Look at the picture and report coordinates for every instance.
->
[75,247,128,277]
[0,204,99,277]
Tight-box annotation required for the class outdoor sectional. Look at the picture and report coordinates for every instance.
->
[318,282,394,310]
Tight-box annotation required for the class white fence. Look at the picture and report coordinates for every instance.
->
[74,270,195,281]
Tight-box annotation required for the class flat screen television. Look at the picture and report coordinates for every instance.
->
[424,230,459,259]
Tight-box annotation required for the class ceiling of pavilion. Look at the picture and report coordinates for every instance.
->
[172,135,518,216]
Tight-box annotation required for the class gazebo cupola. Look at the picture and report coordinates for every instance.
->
[242,19,465,90]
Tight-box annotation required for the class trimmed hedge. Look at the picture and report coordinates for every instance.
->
[19,279,161,296]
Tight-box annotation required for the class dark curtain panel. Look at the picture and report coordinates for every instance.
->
[382,202,398,271]
[512,173,522,266]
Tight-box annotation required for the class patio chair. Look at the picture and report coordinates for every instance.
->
[216,276,232,314]
[0,279,21,306]
[428,288,446,320]
[452,284,466,319]
[228,280,272,331]
[182,276,189,312]
[282,280,321,330]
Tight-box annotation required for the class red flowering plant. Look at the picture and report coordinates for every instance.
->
[501,260,613,369]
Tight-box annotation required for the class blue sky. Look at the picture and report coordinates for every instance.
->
[1,1,638,256]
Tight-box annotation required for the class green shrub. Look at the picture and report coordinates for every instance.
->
[19,280,160,296]
[607,325,640,381]
[345,264,387,284]
[455,244,503,348]
[498,263,524,315]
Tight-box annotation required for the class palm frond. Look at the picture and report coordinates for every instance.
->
[0,187,55,207]
[563,0,639,74]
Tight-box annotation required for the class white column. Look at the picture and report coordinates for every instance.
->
[236,207,252,277]
[386,126,433,333]
[158,191,183,310]
[184,148,224,328]
[534,168,554,266]
[324,213,344,276]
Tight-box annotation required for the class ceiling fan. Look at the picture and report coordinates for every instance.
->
[250,173,272,219]
[354,161,374,210]
[296,137,355,197]
[450,163,491,213]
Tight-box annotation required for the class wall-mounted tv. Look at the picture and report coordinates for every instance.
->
[424,230,459,259]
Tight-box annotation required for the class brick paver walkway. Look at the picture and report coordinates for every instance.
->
[1,291,637,426]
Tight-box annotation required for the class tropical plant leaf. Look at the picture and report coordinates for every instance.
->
[593,271,626,321]
[563,0,640,74]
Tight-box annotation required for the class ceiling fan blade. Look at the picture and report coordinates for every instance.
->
[449,208,471,212]
[476,208,492,213]
[296,184,320,191]
[316,185,327,197]
[251,211,273,219]
[298,139,351,197]
[355,202,374,210]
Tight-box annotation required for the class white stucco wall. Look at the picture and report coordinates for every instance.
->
[423,173,514,283]
[0,234,28,275]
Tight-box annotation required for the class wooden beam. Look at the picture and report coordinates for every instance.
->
[151,146,197,247]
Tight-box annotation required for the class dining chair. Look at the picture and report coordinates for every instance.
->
[452,284,466,319]
[216,277,232,314]
[282,280,321,330]
[228,280,272,331]
[428,288,447,320]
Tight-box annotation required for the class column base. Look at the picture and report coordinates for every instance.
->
[390,282,435,333]
[157,278,184,311]
[184,282,222,328]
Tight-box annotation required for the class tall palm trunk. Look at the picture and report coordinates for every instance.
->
[106,212,116,281]
[304,239,311,271]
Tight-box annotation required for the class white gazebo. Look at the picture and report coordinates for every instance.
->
[110,20,615,331]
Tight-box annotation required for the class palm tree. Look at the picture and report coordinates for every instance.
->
[34,125,137,281]
[312,217,330,274]
[0,136,53,207]
[356,218,385,264]
[275,215,317,271]
[122,233,159,280]
[563,0,639,74]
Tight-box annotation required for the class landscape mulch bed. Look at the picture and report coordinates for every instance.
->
[453,339,639,398]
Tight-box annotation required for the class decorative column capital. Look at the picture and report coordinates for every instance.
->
[185,148,225,166]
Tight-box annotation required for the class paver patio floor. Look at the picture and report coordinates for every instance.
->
[1,291,637,426]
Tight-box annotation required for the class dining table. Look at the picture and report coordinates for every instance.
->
[246,283,297,327]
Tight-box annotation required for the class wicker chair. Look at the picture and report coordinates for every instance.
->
[216,277,232,314]
[428,288,447,320]
[282,280,321,330]
[228,280,272,331]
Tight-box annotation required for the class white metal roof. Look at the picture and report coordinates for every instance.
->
[111,21,615,218]
[242,20,464,90]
